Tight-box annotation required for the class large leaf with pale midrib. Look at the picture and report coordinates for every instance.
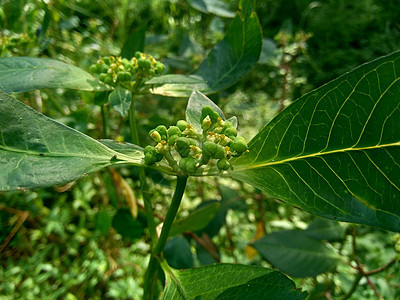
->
[162,264,307,299]
[0,92,143,191]
[146,0,262,97]
[231,51,400,232]
[0,57,105,93]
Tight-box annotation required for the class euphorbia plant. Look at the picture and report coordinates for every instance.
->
[1,0,400,297]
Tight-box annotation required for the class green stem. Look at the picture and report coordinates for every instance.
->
[154,175,188,255]
[101,104,107,138]
[143,175,188,300]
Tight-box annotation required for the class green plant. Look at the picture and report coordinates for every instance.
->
[1,0,400,299]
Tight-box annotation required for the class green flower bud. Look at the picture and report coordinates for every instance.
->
[168,134,180,146]
[148,69,156,77]
[117,71,131,82]
[100,64,109,73]
[99,73,107,82]
[168,126,182,138]
[202,115,212,131]
[90,64,99,74]
[104,75,114,85]
[155,62,165,74]
[179,157,197,174]
[230,136,248,154]
[175,137,194,158]
[155,125,168,140]
[217,158,230,171]
[138,58,151,69]
[103,57,111,65]
[176,120,188,131]
[201,106,220,123]
[135,51,142,59]
[202,141,225,159]
[150,130,162,142]
[144,145,156,155]
[224,127,237,138]
[144,152,157,165]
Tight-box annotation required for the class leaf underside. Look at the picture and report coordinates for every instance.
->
[232,51,400,232]
[0,92,143,191]
[0,57,104,93]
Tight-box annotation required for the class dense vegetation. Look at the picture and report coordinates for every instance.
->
[1,0,400,299]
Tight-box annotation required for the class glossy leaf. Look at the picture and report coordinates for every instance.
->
[231,51,400,232]
[162,263,307,299]
[109,86,132,117]
[188,0,235,18]
[0,57,105,93]
[170,202,220,236]
[252,230,338,278]
[147,0,262,96]
[0,92,143,191]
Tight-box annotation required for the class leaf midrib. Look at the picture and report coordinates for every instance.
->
[234,141,400,170]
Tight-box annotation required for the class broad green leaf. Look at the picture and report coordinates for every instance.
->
[252,230,338,278]
[0,91,143,191]
[231,51,400,232]
[215,272,307,300]
[99,139,143,156]
[304,218,345,241]
[162,263,307,299]
[147,0,262,96]
[170,202,220,236]
[188,0,235,18]
[109,86,132,117]
[0,57,105,93]
[164,236,194,269]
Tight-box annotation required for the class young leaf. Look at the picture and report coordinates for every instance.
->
[251,230,338,278]
[231,51,400,232]
[109,86,132,117]
[0,91,143,191]
[162,264,307,299]
[0,57,105,93]
[147,0,262,96]
[185,90,226,132]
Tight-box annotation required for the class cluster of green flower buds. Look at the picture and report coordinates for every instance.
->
[89,52,165,88]
[144,106,249,175]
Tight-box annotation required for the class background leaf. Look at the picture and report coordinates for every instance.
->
[147,0,262,96]
[251,230,338,278]
[231,51,400,232]
[188,0,236,18]
[162,264,307,299]
[0,57,105,93]
[304,218,345,241]
[0,92,143,191]
[164,236,194,269]
[120,26,146,59]
[109,86,132,117]
[170,202,220,236]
